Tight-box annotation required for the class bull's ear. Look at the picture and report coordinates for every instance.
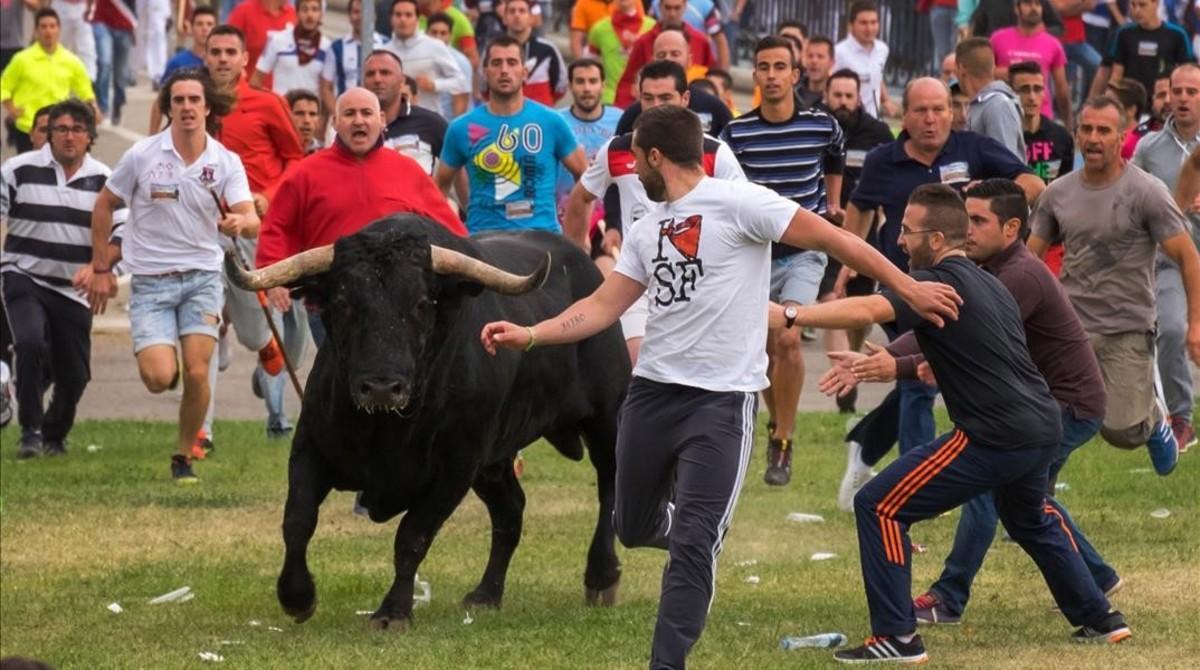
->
[286,276,326,306]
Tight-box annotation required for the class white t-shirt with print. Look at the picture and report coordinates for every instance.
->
[614,177,799,392]
[257,29,333,96]
[106,131,253,275]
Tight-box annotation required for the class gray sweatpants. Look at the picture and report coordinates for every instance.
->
[1155,258,1194,423]
[613,377,756,670]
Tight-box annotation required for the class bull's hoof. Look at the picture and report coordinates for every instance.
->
[585,582,619,607]
[278,573,318,623]
[462,590,503,610]
[368,613,412,632]
[284,600,318,624]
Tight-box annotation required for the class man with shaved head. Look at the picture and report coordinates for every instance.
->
[256,86,466,347]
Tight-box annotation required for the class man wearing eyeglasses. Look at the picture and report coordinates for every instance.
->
[0,99,126,459]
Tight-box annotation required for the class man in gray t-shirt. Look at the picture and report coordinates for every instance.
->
[1030,97,1200,476]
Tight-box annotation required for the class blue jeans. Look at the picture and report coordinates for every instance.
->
[929,406,1117,617]
[1062,41,1101,107]
[307,310,326,349]
[93,22,133,119]
[898,379,937,453]
[929,6,958,75]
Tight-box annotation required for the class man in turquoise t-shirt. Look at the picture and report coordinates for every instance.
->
[437,35,587,234]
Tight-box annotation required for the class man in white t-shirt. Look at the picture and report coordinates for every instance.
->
[251,0,332,96]
[562,60,745,367]
[834,0,898,119]
[481,105,961,670]
[87,69,260,485]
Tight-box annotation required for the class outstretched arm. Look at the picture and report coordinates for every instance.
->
[769,294,896,331]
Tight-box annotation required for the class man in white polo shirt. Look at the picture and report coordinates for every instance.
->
[834,0,898,119]
[87,68,260,485]
[481,105,960,670]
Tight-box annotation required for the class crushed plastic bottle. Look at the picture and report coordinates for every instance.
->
[780,632,847,650]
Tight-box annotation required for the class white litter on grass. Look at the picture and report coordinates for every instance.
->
[1129,467,1154,474]
[355,610,374,616]
[267,626,284,633]
[810,552,837,561]
[414,574,431,608]
[86,444,102,453]
[218,640,244,646]
[106,602,123,614]
[735,559,758,567]
[1150,508,1171,519]
[1055,482,1070,492]
[744,575,760,584]
[247,620,261,627]
[148,586,192,604]
[198,651,224,662]
[462,612,474,625]
[736,622,751,627]
[786,512,825,523]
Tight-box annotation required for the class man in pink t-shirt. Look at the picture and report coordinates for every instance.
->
[989,0,1072,127]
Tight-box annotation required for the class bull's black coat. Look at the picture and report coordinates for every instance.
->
[275,216,630,629]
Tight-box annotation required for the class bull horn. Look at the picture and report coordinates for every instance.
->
[224,244,334,291]
[430,245,551,295]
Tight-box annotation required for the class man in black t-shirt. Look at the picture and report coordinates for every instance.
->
[1099,0,1194,99]
[1010,61,1075,183]
[363,50,449,177]
[785,184,1130,664]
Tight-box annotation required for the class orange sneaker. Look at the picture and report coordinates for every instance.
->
[190,430,211,460]
[258,337,285,376]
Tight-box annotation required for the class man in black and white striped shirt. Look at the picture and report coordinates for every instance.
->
[1,99,124,459]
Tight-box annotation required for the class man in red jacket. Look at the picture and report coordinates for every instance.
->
[257,86,465,345]
[613,0,719,107]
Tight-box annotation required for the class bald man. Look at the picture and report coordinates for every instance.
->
[653,28,707,83]
[257,86,466,346]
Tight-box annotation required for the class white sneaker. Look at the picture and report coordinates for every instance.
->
[837,441,875,512]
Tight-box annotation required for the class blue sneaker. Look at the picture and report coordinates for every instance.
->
[1146,418,1178,476]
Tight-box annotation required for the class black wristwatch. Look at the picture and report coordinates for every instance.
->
[784,306,799,329]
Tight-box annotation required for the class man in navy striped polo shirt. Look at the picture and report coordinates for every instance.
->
[0,99,125,458]
[719,35,846,487]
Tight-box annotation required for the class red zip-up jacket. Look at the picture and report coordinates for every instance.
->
[257,137,466,268]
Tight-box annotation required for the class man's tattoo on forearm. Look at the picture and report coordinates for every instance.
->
[561,313,586,332]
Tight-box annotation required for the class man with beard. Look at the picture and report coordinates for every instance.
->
[990,0,1073,126]
[1030,95,1200,475]
[816,68,894,414]
[481,104,961,670]
[435,36,585,233]
[556,58,622,257]
[1132,62,1200,452]
[720,36,847,486]
[790,183,1131,664]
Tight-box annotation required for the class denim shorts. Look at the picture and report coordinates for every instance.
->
[770,250,828,305]
[129,270,224,353]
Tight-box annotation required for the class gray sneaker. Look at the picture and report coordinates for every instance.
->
[17,432,43,459]
[43,439,67,456]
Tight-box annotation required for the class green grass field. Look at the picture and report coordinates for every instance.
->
[1,413,1196,669]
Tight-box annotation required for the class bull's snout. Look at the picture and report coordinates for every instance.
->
[351,377,413,413]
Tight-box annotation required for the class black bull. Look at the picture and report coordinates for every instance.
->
[228,216,631,630]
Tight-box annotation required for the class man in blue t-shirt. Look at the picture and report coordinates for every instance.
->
[161,7,216,85]
[556,58,621,218]
[436,35,587,234]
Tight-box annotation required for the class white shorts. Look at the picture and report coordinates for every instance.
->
[619,292,649,340]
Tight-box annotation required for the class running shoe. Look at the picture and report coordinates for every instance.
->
[43,439,67,456]
[258,338,285,376]
[913,592,960,625]
[16,432,43,459]
[190,431,212,460]
[1170,415,1196,454]
[1071,611,1131,644]
[834,634,928,664]
[764,438,793,486]
[838,441,875,512]
[1146,418,1179,476]
[171,454,199,485]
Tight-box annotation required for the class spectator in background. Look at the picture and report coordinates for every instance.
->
[161,7,216,84]
[1011,61,1074,184]
[286,88,323,153]
[1131,62,1200,452]
[136,0,172,88]
[1149,74,1171,126]
[654,27,708,83]
[426,11,473,119]
[416,0,479,71]
[1054,0,1102,106]
[500,0,567,106]
[1083,0,1128,61]
[1,100,123,459]
[1106,77,1149,157]
[228,0,298,79]
[726,0,748,66]
[586,0,654,105]
[1092,0,1194,101]
[1,8,99,153]
[971,0,1064,36]
[614,0,719,107]
[940,52,957,83]
[706,67,738,115]
[556,58,621,238]
[835,1,900,118]
[28,105,54,151]
[614,47,733,135]
[90,0,135,126]
[801,35,836,108]
[650,0,731,68]
[957,37,1027,159]
[51,0,97,80]
[950,80,969,129]
[778,19,808,53]
[321,0,388,113]
[252,0,331,96]
[924,0,960,77]
[570,0,616,58]
[990,0,1074,127]
[2,0,40,74]
[364,49,448,177]
[384,0,469,115]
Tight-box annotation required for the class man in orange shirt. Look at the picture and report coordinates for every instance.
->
[227,0,297,80]
[570,0,615,58]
